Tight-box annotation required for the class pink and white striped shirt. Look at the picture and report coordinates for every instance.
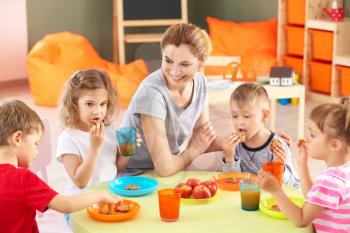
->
[306,162,350,233]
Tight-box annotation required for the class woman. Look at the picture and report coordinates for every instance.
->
[121,23,223,177]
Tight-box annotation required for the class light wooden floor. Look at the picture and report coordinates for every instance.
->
[0,82,326,233]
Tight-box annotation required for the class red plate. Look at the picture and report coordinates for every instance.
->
[87,199,140,222]
[213,172,256,191]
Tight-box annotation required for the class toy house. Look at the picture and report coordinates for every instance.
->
[269,66,294,86]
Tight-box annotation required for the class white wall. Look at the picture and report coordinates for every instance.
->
[0,0,27,82]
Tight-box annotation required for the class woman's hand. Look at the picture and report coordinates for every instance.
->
[256,170,281,194]
[90,121,104,151]
[222,133,240,163]
[188,121,216,155]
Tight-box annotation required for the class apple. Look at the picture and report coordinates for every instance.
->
[175,183,193,198]
[192,184,212,199]
[186,178,201,189]
[201,180,217,196]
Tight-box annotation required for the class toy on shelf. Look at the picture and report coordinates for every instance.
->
[269,66,294,86]
[323,0,344,22]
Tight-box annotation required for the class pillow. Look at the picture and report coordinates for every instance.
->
[206,17,277,57]
[205,17,277,76]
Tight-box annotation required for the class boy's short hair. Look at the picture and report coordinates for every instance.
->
[230,83,269,109]
[0,99,44,146]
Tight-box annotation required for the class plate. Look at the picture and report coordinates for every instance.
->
[109,176,158,197]
[259,196,305,219]
[87,199,140,222]
[181,191,219,205]
[213,172,256,191]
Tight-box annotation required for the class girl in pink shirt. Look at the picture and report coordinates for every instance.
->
[257,98,350,233]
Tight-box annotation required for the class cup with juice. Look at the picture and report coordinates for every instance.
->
[116,127,137,156]
[262,162,284,186]
[239,178,261,211]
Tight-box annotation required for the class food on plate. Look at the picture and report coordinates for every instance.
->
[124,184,140,190]
[192,184,212,199]
[174,178,217,199]
[175,183,193,198]
[98,202,130,215]
[185,178,201,189]
[270,204,281,212]
[201,180,217,196]
[225,177,239,183]
[269,139,282,152]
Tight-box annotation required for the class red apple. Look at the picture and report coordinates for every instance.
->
[186,178,201,189]
[201,180,217,196]
[175,183,192,198]
[192,184,212,199]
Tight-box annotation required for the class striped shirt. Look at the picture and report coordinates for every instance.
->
[306,162,350,233]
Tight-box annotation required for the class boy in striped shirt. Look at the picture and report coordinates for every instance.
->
[257,99,350,232]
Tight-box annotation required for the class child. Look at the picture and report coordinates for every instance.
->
[222,83,300,188]
[0,99,119,233]
[257,99,350,232]
[56,69,133,195]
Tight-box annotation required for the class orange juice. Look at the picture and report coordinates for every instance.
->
[158,189,181,222]
[240,190,261,211]
[119,143,137,156]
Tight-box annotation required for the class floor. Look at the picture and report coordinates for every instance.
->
[0,82,326,233]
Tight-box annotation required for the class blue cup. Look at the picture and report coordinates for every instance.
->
[116,127,137,156]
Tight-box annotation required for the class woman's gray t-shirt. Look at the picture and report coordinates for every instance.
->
[120,69,208,175]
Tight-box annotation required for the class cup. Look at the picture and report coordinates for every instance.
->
[158,189,181,222]
[116,127,137,156]
[262,162,284,186]
[239,178,261,211]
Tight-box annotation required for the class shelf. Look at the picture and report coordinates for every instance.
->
[123,19,184,27]
[124,33,163,43]
[335,55,350,67]
[306,19,338,31]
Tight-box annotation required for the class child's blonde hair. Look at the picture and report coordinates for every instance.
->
[161,23,212,62]
[310,97,350,146]
[59,69,117,128]
[0,99,44,146]
[230,83,269,109]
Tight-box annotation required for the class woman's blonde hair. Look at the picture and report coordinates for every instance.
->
[160,23,212,62]
[310,97,350,145]
[0,99,44,146]
[59,69,117,128]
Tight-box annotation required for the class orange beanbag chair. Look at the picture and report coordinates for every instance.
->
[205,17,277,77]
[27,32,148,107]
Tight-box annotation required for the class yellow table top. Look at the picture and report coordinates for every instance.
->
[71,171,313,233]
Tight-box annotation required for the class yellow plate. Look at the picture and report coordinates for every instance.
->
[181,191,219,205]
[259,196,304,219]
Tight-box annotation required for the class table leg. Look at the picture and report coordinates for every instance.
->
[269,99,276,132]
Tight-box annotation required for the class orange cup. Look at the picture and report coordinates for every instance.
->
[158,189,181,222]
[263,162,284,186]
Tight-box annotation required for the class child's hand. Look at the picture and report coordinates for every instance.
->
[271,142,287,163]
[136,132,142,147]
[256,170,281,194]
[222,134,240,163]
[295,139,308,167]
[277,131,292,148]
[98,192,122,205]
[90,121,105,150]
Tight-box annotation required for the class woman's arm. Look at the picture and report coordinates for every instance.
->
[141,114,215,177]
[193,107,223,152]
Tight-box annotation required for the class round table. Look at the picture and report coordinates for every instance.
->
[71,171,313,233]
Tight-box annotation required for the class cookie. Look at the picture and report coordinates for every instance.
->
[269,139,281,151]
[125,184,140,190]
[270,204,281,212]
[115,203,130,213]
[237,131,246,142]
[297,138,306,147]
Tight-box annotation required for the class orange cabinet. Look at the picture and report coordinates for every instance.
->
[285,26,305,57]
[337,66,350,96]
[287,0,306,25]
[308,61,332,94]
[309,29,334,62]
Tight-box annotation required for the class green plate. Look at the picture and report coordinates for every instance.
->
[259,196,304,219]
